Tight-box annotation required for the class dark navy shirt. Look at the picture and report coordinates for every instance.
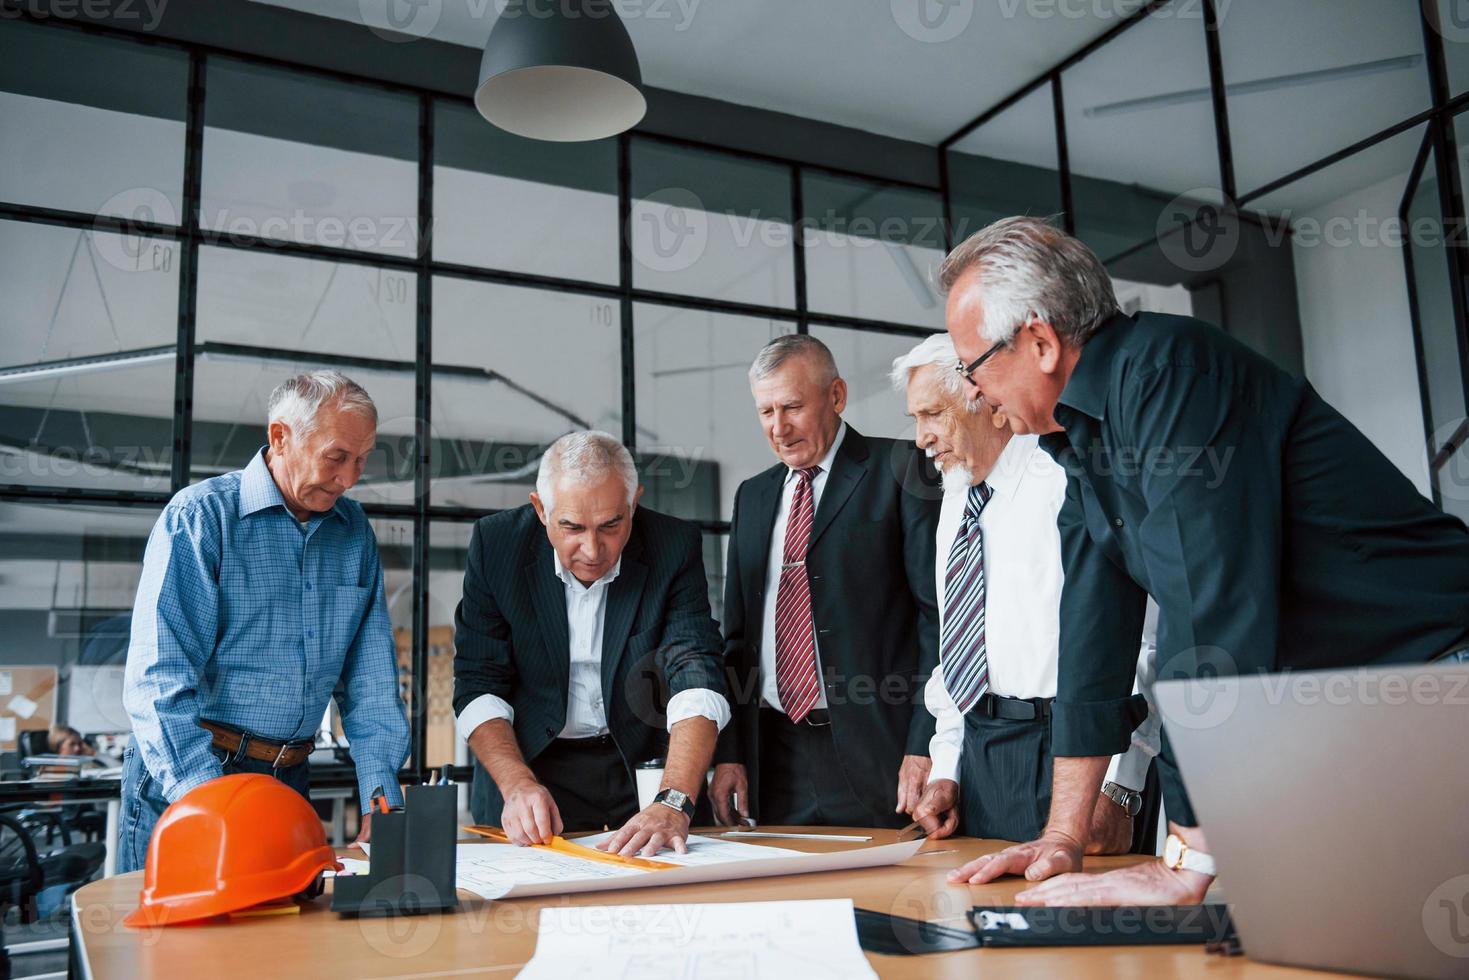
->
[1039,312,1469,823]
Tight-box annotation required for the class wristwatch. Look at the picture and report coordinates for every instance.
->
[653,788,695,820]
[1163,833,1218,876]
[1101,781,1143,817]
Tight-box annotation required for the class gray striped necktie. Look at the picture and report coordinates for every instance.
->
[940,481,995,713]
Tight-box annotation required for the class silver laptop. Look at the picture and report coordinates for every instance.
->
[1154,663,1469,980]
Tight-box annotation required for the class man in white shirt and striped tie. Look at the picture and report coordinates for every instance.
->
[891,334,1159,851]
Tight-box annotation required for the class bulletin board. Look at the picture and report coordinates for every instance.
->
[0,667,58,752]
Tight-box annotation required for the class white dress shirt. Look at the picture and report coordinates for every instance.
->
[759,422,847,714]
[455,548,730,743]
[925,434,1161,789]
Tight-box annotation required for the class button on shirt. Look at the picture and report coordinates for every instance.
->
[454,549,730,741]
[123,448,410,808]
[760,422,846,713]
[924,435,1160,788]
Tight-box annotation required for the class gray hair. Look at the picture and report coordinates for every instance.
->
[536,430,638,515]
[937,216,1119,347]
[890,333,965,399]
[267,370,377,439]
[748,334,840,387]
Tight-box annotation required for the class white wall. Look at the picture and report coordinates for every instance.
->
[1292,173,1433,497]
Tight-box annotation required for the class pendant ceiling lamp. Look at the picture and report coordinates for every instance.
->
[474,0,647,142]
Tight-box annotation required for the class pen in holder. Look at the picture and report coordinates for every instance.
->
[332,784,459,916]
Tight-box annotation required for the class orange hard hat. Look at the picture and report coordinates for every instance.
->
[124,773,342,928]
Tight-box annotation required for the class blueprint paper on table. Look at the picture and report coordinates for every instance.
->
[454,836,926,901]
[573,832,802,866]
[514,899,877,980]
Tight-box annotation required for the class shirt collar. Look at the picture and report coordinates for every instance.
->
[551,544,622,592]
[784,420,847,484]
[238,446,347,524]
[980,433,1039,506]
[1055,311,1134,423]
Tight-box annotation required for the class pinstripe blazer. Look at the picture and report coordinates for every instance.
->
[453,503,725,825]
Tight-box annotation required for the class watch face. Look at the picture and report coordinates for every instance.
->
[1164,834,1182,867]
[665,790,687,807]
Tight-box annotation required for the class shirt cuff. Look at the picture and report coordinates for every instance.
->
[923,665,963,787]
[355,767,404,814]
[1051,693,1150,759]
[667,688,730,733]
[927,736,962,785]
[455,693,514,743]
[1104,743,1151,792]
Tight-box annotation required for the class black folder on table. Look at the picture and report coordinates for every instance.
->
[967,904,1234,947]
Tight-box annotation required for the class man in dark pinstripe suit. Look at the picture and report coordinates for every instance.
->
[453,432,729,858]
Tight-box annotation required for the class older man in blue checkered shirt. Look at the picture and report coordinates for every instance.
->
[119,371,410,874]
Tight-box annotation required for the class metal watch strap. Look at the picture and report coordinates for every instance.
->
[1101,781,1142,817]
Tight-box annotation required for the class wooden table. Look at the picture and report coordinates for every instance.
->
[70,827,1338,979]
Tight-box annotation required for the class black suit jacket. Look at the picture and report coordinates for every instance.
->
[453,504,726,825]
[717,425,941,819]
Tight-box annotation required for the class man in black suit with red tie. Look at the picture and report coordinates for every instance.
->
[709,334,941,828]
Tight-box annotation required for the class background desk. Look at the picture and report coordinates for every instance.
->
[71,827,1341,979]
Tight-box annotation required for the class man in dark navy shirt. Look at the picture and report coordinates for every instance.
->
[938,217,1469,906]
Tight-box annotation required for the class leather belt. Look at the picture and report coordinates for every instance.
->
[977,693,1052,722]
[762,706,831,728]
[200,720,313,769]
[554,733,616,748]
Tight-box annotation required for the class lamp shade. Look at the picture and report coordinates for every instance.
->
[474,0,647,142]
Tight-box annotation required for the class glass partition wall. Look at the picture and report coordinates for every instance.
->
[5,0,1469,787]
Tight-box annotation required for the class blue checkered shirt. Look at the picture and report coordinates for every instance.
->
[123,448,409,810]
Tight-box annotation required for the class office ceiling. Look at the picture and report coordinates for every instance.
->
[250,0,1150,144]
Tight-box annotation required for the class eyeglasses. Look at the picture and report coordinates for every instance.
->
[955,339,1007,388]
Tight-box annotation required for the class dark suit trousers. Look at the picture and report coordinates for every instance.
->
[532,734,640,833]
[956,710,1053,842]
[757,708,904,828]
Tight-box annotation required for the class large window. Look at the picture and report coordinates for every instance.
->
[1,16,939,792]
[0,20,187,220]
[0,219,178,494]
[11,0,1469,791]
[433,102,618,283]
[0,502,159,750]
[633,304,791,523]
[1063,0,1222,266]
[802,172,946,329]
[947,82,1063,243]
[935,0,1469,525]
[630,139,797,309]
[1219,0,1431,197]
[431,277,621,510]
[202,58,420,258]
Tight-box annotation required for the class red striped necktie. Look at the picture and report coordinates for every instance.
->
[774,466,822,722]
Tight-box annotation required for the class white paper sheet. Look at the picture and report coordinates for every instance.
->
[455,837,926,901]
[515,899,877,980]
[7,695,37,720]
[574,832,802,867]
